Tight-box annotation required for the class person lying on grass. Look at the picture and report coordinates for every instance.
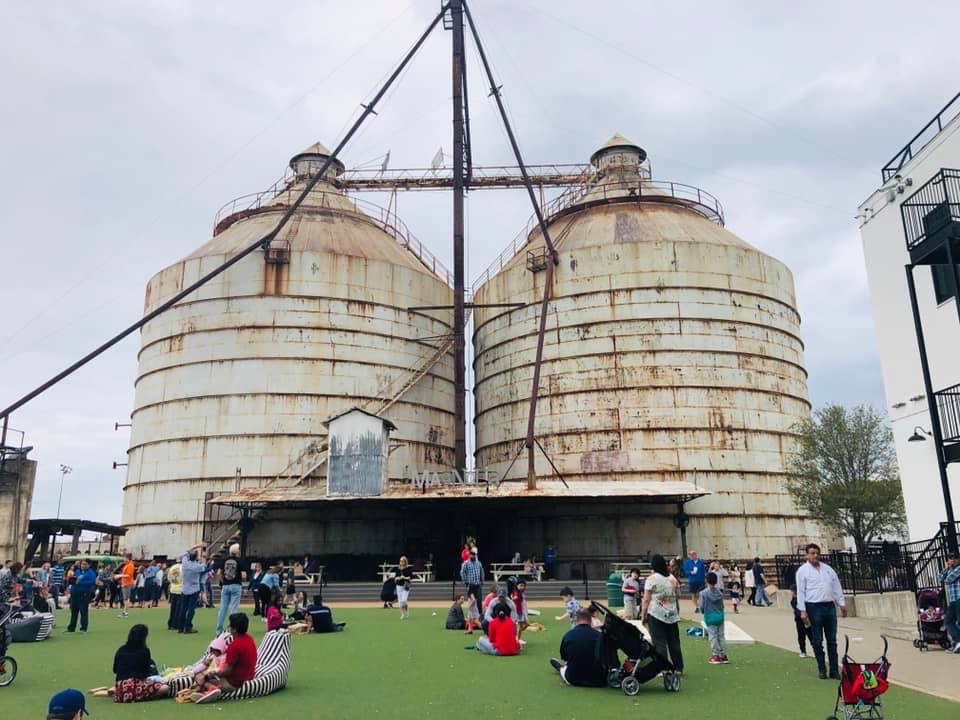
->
[192,612,257,704]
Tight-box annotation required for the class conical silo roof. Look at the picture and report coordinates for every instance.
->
[589,132,647,164]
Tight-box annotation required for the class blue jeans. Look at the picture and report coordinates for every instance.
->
[178,592,200,632]
[217,584,242,635]
[476,636,499,655]
[945,599,960,643]
[807,602,838,674]
[754,583,770,606]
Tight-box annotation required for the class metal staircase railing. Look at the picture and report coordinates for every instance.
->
[207,315,466,559]
[364,312,466,417]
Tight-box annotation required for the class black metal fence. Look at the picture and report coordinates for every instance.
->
[776,522,960,596]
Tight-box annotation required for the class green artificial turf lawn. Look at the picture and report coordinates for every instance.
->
[1,605,956,719]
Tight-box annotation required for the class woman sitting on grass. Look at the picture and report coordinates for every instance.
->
[476,605,520,656]
[193,613,258,704]
[266,591,285,631]
[112,624,170,703]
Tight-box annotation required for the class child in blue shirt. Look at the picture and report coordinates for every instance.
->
[555,586,581,627]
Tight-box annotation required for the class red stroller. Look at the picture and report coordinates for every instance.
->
[827,635,890,720]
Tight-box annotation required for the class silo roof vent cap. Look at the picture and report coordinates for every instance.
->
[289,141,345,178]
[590,133,647,166]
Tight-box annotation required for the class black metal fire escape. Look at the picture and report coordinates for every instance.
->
[902,167,960,550]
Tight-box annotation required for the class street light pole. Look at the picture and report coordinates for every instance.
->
[56,464,72,520]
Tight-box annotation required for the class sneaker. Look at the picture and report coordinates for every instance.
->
[708,656,722,664]
[549,658,563,672]
[950,642,960,654]
[819,670,828,680]
[194,688,222,704]
[720,655,730,664]
[799,651,807,658]
[829,670,841,680]
[519,639,527,646]
[79,630,87,634]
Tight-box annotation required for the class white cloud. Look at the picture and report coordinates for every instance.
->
[3,0,956,522]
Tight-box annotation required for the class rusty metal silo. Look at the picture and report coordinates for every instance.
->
[121,143,455,557]
[472,135,822,558]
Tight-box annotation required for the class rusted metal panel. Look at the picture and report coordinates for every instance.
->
[326,410,391,496]
[209,478,709,506]
[472,141,816,557]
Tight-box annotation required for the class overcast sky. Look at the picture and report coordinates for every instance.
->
[2,1,959,527]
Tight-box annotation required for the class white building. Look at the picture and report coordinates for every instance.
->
[858,93,960,541]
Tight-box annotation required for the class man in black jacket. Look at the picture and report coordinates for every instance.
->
[550,609,607,686]
[307,595,346,633]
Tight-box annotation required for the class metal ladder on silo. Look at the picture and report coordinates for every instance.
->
[207,441,330,559]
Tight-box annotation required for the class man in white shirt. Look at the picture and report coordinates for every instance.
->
[795,543,847,680]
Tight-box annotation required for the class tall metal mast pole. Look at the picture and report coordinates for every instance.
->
[451,0,468,473]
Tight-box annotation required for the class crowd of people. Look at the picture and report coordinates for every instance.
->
[18,537,960,715]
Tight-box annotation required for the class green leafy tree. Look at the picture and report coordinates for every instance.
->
[786,404,907,555]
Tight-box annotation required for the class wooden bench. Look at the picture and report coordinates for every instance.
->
[490,562,544,583]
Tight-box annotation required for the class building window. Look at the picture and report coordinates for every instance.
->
[932,264,959,304]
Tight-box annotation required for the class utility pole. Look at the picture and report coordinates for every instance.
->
[450,0,468,474]
[56,464,72,520]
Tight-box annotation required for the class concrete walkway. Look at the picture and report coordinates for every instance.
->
[728,603,960,702]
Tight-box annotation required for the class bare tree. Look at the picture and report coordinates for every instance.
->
[786,404,907,555]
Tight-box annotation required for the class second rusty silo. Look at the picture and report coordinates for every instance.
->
[472,135,825,558]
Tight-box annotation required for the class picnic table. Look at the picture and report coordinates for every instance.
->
[610,562,651,579]
[490,562,544,583]
[284,565,324,585]
[378,563,433,584]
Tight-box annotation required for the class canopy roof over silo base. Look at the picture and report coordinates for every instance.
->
[208,479,709,510]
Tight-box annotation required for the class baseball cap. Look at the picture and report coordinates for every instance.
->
[49,689,89,716]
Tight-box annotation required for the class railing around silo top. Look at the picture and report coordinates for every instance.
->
[470,176,724,293]
[899,168,960,251]
[211,182,454,287]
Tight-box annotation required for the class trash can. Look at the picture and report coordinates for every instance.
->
[606,572,624,608]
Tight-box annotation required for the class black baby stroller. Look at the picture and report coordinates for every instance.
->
[590,601,680,695]
[0,603,18,687]
[912,587,951,651]
[380,577,397,609]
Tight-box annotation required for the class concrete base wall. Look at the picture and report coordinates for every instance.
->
[846,591,917,625]
[774,588,916,625]
[0,458,36,562]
